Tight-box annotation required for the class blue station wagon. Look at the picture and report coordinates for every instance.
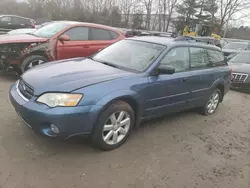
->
[9,36,231,150]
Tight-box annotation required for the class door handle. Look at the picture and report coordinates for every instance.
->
[82,45,90,48]
[182,78,190,82]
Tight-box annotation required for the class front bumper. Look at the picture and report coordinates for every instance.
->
[9,83,103,139]
[230,82,250,93]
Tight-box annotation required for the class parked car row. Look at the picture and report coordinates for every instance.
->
[0,16,246,150]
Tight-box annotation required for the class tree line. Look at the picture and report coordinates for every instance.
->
[0,0,249,35]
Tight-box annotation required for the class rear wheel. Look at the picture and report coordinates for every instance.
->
[21,55,48,73]
[91,101,135,151]
[199,89,221,115]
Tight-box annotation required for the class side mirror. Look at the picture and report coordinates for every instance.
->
[153,65,175,75]
[58,34,70,41]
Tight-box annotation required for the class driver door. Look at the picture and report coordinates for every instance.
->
[144,47,191,118]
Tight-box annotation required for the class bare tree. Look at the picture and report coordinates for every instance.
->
[219,0,249,29]
[165,0,179,31]
[144,0,154,29]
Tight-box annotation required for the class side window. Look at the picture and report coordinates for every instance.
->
[190,47,210,69]
[0,16,11,22]
[207,49,225,66]
[109,31,119,39]
[64,27,89,41]
[160,47,189,72]
[12,17,24,25]
[91,28,112,40]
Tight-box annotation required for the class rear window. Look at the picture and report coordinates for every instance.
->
[90,28,112,40]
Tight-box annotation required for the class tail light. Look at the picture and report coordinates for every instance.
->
[31,23,35,28]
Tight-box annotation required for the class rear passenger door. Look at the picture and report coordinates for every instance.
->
[11,17,26,29]
[88,27,120,55]
[187,47,223,107]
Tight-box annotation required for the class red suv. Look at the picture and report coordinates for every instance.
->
[0,21,125,73]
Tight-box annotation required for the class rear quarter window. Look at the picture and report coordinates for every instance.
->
[207,49,226,66]
[109,31,119,39]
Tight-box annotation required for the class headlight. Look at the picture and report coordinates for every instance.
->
[36,93,83,107]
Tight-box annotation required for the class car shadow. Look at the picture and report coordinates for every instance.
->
[21,109,198,156]
[0,71,19,82]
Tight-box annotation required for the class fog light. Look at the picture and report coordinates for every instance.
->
[50,124,59,134]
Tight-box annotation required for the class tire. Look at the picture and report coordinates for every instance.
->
[21,55,48,73]
[91,101,135,151]
[199,89,222,116]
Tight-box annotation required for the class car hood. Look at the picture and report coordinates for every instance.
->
[0,34,48,44]
[22,58,134,95]
[229,63,250,74]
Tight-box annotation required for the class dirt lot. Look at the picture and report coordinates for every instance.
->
[0,72,249,188]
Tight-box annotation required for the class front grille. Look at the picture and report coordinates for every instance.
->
[17,79,34,100]
[232,73,248,83]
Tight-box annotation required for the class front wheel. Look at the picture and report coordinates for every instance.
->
[199,89,221,115]
[21,55,48,73]
[91,101,135,151]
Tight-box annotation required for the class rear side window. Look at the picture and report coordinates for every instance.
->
[90,28,112,40]
[190,47,210,69]
[12,17,28,25]
[207,49,226,66]
[160,47,189,72]
[64,27,89,41]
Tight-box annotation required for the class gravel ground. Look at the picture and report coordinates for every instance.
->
[0,72,249,188]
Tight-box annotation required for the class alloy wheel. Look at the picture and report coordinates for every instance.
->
[102,111,131,145]
[206,91,220,114]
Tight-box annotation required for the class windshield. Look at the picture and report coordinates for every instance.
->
[230,52,250,63]
[223,42,247,50]
[92,40,166,72]
[32,22,69,38]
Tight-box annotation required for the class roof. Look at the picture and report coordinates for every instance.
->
[0,14,33,20]
[127,36,221,51]
[48,21,121,33]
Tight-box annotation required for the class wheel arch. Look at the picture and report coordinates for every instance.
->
[211,79,225,102]
[95,90,143,127]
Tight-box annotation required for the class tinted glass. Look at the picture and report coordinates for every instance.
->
[190,47,210,69]
[207,49,225,65]
[109,31,119,39]
[91,28,112,40]
[64,27,89,41]
[12,17,27,25]
[93,40,165,72]
[0,16,11,22]
[160,47,189,72]
[33,22,69,38]
[223,42,247,50]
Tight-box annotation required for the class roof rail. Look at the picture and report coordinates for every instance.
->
[174,36,215,45]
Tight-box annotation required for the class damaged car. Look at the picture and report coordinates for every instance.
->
[0,21,125,74]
